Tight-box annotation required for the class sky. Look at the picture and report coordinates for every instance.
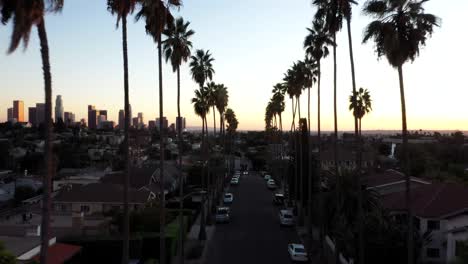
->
[1,0,467,131]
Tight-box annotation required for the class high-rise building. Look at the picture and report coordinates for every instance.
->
[88,105,98,129]
[118,110,125,129]
[156,117,169,130]
[55,95,64,123]
[176,116,186,131]
[35,103,45,125]
[7,108,13,122]
[97,115,107,129]
[99,110,108,120]
[148,120,156,129]
[137,112,144,126]
[132,117,139,128]
[13,100,24,122]
[64,112,75,125]
[28,107,37,126]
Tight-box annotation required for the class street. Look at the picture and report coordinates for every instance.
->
[205,170,301,264]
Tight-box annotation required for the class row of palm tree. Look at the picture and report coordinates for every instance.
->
[267,0,440,263]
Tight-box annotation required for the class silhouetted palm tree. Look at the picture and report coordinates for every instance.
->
[192,87,210,240]
[136,1,180,263]
[162,16,194,264]
[1,1,63,263]
[107,1,138,262]
[205,81,218,136]
[363,1,440,263]
[349,88,372,137]
[271,83,286,132]
[190,49,215,90]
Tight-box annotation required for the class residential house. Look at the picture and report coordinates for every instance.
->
[382,183,468,263]
[320,148,375,171]
[364,169,431,195]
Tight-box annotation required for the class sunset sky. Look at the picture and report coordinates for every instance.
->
[1,0,467,131]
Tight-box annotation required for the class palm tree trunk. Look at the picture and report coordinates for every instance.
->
[347,17,364,264]
[198,116,206,240]
[204,115,212,225]
[297,97,304,226]
[176,66,185,264]
[37,18,53,264]
[307,85,312,237]
[279,113,283,132]
[118,14,131,264]
[399,65,413,264]
[333,32,340,264]
[317,60,324,260]
[158,36,166,264]
[213,106,216,136]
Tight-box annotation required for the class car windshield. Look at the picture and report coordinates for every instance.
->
[283,214,292,219]
[217,209,228,214]
[295,247,305,253]
[225,194,231,198]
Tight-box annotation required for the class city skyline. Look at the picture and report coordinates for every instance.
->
[0,1,467,131]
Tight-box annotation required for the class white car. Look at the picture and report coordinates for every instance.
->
[264,175,271,181]
[224,193,233,204]
[279,209,294,226]
[230,178,239,185]
[288,243,308,262]
[215,207,230,223]
[267,179,276,189]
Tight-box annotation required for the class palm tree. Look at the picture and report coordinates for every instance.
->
[214,84,229,196]
[363,1,440,263]
[349,88,372,137]
[190,49,215,90]
[271,83,286,132]
[107,1,138,262]
[192,87,210,241]
[205,81,218,136]
[1,1,63,263]
[162,16,194,264]
[224,108,238,174]
[136,1,180,263]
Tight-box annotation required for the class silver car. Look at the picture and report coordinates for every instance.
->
[215,207,230,223]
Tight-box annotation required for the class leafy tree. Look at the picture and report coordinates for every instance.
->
[0,241,16,264]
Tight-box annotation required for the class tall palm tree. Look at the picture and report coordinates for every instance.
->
[107,1,138,262]
[363,1,440,263]
[215,84,229,194]
[349,88,372,137]
[191,87,210,241]
[304,17,334,261]
[205,81,218,136]
[190,49,215,90]
[162,16,194,264]
[136,1,180,263]
[1,1,63,263]
[271,83,286,132]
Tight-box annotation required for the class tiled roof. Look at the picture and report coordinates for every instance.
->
[382,182,468,218]
[364,169,430,188]
[54,183,150,204]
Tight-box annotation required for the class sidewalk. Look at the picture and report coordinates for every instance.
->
[183,205,216,264]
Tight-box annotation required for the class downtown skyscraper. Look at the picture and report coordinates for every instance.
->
[55,95,64,123]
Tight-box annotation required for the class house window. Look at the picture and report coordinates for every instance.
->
[426,248,440,258]
[427,220,440,230]
[80,205,90,213]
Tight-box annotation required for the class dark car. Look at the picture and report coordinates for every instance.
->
[273,193,285,205]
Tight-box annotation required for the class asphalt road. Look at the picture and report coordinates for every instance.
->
[205,171,301,264]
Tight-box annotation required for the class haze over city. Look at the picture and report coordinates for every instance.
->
[1,0,466,131]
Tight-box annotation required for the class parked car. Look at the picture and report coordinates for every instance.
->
[267,179,276,189]
[224,193,234,204]
[279,209,294,226]
[264,175,271,181]
[273,193,285,205]
[230,178,239,185]
[288,243,308,262]
[215,207,230,223]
